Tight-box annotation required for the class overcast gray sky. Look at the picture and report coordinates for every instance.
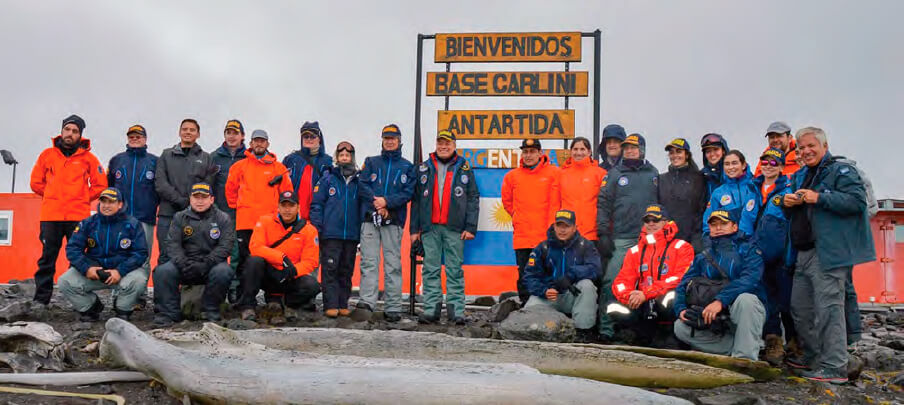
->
[1,1,901,197]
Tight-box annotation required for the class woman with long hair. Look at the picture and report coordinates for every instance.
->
[658,138,707,252]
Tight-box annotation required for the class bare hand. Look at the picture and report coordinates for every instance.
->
[460,231,475,241]
[627,290,646,310]
[86,266,102,280]
[374,197,387,209]
[377,207,390,218]
[679,309,688,322]
[104,269,122,285]
[702,300,724,325]
[411,233,421,242]
[798,189,820,204]
[783,193,803,207]
[545,288,558,302]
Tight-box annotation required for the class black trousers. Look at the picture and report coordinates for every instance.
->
[152,260,234,321]
[34,221,78,304]
[515,248,533,305]
[240,256,320,310]
[235,229,253,277]
[608,299,677,345]
[156,215,173,265]
[320,239,358,310]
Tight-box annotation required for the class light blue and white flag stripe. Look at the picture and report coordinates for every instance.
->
[463,168,516,266]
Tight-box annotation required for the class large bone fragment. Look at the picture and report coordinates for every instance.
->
[103,319,690,404]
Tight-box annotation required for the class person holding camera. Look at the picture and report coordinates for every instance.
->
[240,190,321,324]
[606,205,694,345]
[152,183,236,326]
[673,209,767,361]
[523,210,600,342]
[225,129,293,294]
[59,188,148,321]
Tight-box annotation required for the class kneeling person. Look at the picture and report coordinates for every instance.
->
[153,183,236,326]
[60,188,148,321]
[673,209,768,360]
[607,205,694,344]
[240,191,320,323]
[523,210,600,340]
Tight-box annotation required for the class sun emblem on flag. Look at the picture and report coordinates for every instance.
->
[491,201,512,230]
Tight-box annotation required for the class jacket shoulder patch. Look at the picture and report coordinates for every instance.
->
[629,245,639,254]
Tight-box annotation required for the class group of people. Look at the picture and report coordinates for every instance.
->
[29,113,875,385]
[502,122,875,384]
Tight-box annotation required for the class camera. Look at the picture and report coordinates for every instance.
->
[96,269,111,282]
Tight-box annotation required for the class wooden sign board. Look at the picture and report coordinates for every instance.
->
[458,148,571,169]
[438,110,574,139]
[435,32,582,63]
[426,71,588,97]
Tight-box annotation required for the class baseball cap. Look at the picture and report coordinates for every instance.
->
[190,182,212,196]
[765,121,791,136]
[381,124,401,138]
[642,204,668,221]
[251,129,269,140]
[126,124,147,137]
[224,119,244,134]
[665,138,690,152]
[708,209,737,224]
[98,187,122,202]
[520,138,541,150]
[760,147,786,162]
[622,133,643,147]
[554,209,576,226]
[437,129,456,142]
[279,190,299,204]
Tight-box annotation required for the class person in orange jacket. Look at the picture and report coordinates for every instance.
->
[225,129,293,289]
[607,204,694,345]
[29,114,107,307]
[560,136,607,276]
[754,121,800,177]
[240,190,321,324]
[502,138,561,305]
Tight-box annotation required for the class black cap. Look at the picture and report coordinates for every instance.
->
[520,139,541,150]
[642,204,668,221]
[279,190,299,204]
[554,209,576,226]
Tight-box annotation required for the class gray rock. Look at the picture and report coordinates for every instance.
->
[387,319,418,331]
[0,300,33,322]
[498,304,575,342]
[889,371,904,387]
[497,291,519,302]
[847,354,864,380]
[697,394,765,405]
[885,311,904,326]
[472,296,496,307]
[224,319,258,330]
[8,279,36,300]
[488,297,521,322]
[859,345,904,371]
[71,322,94,331]
[880,339,904,351]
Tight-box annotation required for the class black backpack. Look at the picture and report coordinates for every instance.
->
[684,250,730,308]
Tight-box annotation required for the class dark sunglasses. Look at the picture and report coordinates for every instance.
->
[760,159,780,167]
[643,217,662,224]
[302,134,319,140]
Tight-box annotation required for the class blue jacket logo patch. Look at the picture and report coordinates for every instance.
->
[617,176,629,186]
[120,238,131,249]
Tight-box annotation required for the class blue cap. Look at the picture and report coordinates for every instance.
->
[554,209,576,226]
[665,137,691,152]
[98,187,122,202]
[760,147,785,163]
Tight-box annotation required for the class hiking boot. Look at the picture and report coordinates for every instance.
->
[153,314,175,328]
[325,309,339,318]
[351,302,373,322]
[284,307,298,321]
[78,299,104,322]
[338,308,351,317]
[201,311,222,322]
[763,334,785,366]
[800,368,848,384]
[785,337,803,357]
[445,304,465,325]
[574,329,598,344]
[785,355,811,370]
[113,309,132,322]
[241,308,257,321]
[418,303,442,324]
[31,301,50,321]
[300,301,317,312]
[384,311,402,322]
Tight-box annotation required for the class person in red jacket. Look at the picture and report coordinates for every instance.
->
[502,139,561,305]
[225,129,293,294]
[607,204,694,345]
[240,191,320,324]
[29,114,107,307]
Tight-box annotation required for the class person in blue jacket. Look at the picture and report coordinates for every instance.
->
[211,119,247,219]
[700,133,730,198]
[674,209,767,360]
[310,141,362,318]
[753,148,797,365]
[355,124,415,322]
[283,121,333,219]
[783,127,875,384]
[107,125,158,273]
[703,150,760,240]
[523,210,601,342]
[59,188,148,321]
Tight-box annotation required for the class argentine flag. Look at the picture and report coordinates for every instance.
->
[464,168,516,265]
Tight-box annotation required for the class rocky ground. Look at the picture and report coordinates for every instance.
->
[0,280,901,404]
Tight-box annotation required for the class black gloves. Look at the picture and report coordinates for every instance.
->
[553,277,580,296]
[410,239,425,258]
[183,260,209,281]
[173,256,190,270]
[281,256,297,282]
[597,235,615,259]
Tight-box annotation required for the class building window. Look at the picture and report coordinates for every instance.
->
[896,224,904,244]
[0,211,11,246]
